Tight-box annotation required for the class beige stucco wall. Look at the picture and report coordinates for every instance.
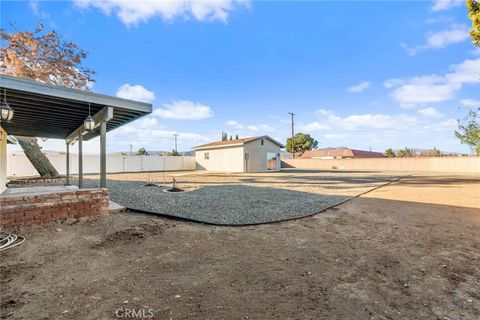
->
[195,145,246,172]
[195,139,282,173]
[0,127,7,193]
[282,157,480,174]
[244,139,281,172]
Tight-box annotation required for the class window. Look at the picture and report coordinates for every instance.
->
[204,152,209,160]
[261,139,264,146]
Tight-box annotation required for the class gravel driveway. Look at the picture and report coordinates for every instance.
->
[83,169,405,225]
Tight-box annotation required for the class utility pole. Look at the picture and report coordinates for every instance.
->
[173,133,179,153]
[288,112,295,158]
[129,144,133,156]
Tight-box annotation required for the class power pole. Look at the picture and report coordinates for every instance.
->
[173,133,179,153]
[288,112,295,158]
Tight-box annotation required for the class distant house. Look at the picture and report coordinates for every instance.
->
[193,136,284,172]
[301,147,384,159]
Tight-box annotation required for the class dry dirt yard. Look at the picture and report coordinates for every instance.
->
[1,174,479,320]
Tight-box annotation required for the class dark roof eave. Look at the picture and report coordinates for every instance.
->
[0,75,152,140]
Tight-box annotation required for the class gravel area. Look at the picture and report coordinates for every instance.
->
[79,169,405,225]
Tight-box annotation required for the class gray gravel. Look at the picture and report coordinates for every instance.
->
[80,170,405,225]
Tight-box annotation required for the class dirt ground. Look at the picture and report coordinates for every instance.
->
[1,174,479,320]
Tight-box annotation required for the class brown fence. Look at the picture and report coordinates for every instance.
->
[281,157,480,173]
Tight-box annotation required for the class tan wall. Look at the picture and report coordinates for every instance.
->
[0,127,7,193]
[244,139,281,172]
[195,146,245,172]
[282,157,480,174]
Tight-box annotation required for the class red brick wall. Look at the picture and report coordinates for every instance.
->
[0,188,109,227]
[9,177,77,185]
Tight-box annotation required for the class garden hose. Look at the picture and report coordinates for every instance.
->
[0,233,25,251]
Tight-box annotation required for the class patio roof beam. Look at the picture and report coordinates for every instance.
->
[66,107,113,144]
[0,75,151,113]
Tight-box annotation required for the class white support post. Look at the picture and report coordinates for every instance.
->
[100,121,107,188]
[78,134,83,189]
[65,142,70,185]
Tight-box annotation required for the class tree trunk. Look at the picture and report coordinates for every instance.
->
[16,136,60,178]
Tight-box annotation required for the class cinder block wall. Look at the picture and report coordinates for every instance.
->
[281,157,480,174]
[0,188,109,227]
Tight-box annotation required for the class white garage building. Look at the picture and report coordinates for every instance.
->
[194,136,284,173]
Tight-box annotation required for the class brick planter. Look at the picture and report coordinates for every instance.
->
[0,188,109,228]
[8,176,77,185]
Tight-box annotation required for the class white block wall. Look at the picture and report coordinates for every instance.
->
[7,153,196,177]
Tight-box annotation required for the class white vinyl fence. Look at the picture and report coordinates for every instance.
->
[7,153,196,177]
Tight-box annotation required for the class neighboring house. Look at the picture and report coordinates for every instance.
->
[301,147,384,159]
[193,136,284,172]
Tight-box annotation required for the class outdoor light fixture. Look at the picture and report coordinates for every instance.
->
[0,89,14,121]
[84,103,95,131]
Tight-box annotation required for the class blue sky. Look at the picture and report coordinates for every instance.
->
[2,0,479,154]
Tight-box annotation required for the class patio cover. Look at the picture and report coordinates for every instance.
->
[0,75,152,188]
[0,75,151,140]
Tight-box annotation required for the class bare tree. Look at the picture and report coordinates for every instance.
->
[1,23,95,177]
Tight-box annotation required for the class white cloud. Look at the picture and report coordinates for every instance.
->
[460,99,480,107]
[423,118,457,131]
[383,78,404,89]
[425,24,469,48]
[401,24,470,56]
[432,0,463,11]
[29,0,49,18]
[74,0,250,26]
[267,114,291,124]
[299,122,330,132]
[153,100,213,120]
[226,120,275,133]
[324,133,348,140]
[109,120,212,151]
[346,81,371,93]
[417,107,443,117]
[226,120,244,129]
[116,84,155,103]
[137,117,160,128]
[304,109,418,131]
[385,58,480,106]
[391,82,460,107]
[285,108,468,153]
[445,58,480,83]
[342,114,418,129]
[247,124,274,132]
